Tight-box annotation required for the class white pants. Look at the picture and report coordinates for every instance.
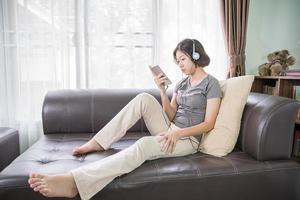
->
[71,93,198,200]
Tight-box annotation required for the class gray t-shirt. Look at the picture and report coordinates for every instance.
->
[172,74,222,141]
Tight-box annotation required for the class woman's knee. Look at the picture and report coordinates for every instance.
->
[135,92,156,104]
[135,136,160,150]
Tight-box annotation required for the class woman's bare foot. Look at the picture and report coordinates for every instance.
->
[72,139,104,156]
[28,173,78,198]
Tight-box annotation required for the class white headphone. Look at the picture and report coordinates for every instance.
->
[192,39,200,61]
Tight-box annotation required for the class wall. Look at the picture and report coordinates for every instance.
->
[246,0,300,75]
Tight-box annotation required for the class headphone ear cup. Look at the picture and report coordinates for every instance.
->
[192,52,200,60]
[192,39,200,61]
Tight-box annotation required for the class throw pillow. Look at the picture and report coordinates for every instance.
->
[199,75,255,157]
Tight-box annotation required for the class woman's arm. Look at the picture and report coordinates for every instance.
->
[159,97,221,153]
[154,73,178,121]
[160,91,177,121]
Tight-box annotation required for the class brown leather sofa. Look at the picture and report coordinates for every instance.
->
[1,89,300,200]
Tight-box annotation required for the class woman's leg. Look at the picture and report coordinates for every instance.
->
[72,135,197,200]
[73,93,170,155]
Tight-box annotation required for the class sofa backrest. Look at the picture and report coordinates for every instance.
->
[42,89,165,135]
[42,89,300,160]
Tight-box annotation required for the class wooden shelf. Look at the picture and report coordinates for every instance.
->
[252,76,300,98]
[255,76,300,80]
[252,76,300,158]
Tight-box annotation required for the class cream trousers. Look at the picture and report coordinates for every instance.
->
[71,93,198,200]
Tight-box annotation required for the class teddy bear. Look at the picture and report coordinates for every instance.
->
[258,49,296,76]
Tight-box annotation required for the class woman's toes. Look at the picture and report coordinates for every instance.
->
[30,181,43,188]
[33,184,44,192]
[30,173,43,178]
[29,177,40,183]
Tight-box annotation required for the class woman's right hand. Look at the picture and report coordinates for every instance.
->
[154,73,168,91]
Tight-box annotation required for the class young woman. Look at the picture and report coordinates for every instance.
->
[28,38,222,200]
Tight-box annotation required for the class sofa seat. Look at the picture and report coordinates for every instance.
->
[1,131,299,200]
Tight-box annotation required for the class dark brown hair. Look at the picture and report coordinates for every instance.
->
[173,38,210,67]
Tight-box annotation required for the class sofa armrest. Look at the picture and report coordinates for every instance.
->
[238,93,300,161]
[0,128,20,171]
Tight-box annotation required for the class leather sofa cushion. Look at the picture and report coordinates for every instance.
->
[1,132,298,187]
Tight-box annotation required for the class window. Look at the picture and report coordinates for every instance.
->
[87,0,154,88]
[0,0,226,151]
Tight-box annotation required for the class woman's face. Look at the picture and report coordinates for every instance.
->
[175,50,196,75]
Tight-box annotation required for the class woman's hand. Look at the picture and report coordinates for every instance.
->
[158,130,181,153]
[154,73,168,91]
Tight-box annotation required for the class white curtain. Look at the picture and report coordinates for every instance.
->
[156,0,227,82]
[0,0,226,152]
[0,0,77,152]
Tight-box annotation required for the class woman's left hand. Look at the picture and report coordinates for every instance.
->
[158,131,181,153]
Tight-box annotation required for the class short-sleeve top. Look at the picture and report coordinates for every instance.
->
[173,74,222,141]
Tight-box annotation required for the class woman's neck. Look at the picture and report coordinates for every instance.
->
[190,67,207,82]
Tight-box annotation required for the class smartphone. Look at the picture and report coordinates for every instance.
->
[149,65,172,85]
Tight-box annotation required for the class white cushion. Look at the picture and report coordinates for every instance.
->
[199,75,255,157]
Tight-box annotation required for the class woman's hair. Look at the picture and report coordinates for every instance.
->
[173,38,210,67]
